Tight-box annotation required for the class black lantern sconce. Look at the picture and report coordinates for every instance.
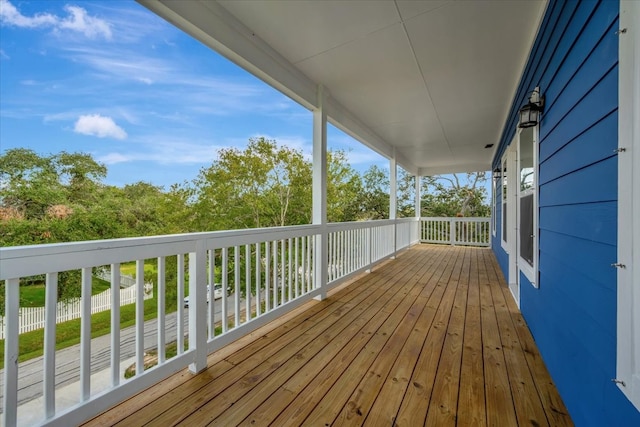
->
[492,166,502,180]
[518,87,545,128]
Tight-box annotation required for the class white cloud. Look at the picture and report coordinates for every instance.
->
[74,114,127,140]
[98,152,132,164]
[0,0,56,27]
[97,136,222,166]
[0,1,111,39]
[57,5,112,40]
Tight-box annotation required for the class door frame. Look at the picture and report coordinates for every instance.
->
[505,138,519,306]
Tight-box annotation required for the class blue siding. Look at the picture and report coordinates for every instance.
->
[492,0,640,425]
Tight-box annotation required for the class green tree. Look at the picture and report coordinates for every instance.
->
[421,172,490,217]
[0,148,64,219]
[193,137,311,230]
[54,151,107,204]
[360,165,389,220]
[397,168,416,218]
[326,150,363,223]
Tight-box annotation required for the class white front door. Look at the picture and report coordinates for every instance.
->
[506,140,519,306]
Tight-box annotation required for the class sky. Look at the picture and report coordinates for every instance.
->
[0,0,389,189]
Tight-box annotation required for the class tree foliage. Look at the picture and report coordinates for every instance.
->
[421,172,490,217]
[192,137,311,230]
[0,145,489,309]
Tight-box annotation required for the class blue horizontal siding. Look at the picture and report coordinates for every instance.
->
[491,0,640,423]
[539,155,617,206]
[539,202,617,245]
[539,111,617,186]
[539,230,616,290]
[541,8,619,137]
[540,64,618,164]
[537,253,616,336]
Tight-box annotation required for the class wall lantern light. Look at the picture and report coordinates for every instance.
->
[518,87,545,128]
[493,167,502,180]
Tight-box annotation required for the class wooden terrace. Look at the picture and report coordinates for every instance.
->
[84,244,572,426]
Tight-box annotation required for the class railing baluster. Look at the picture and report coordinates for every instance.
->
[265,242,270,311]
[310,235,315,291]
[81,267,92,400]
[222,248,228,332]
[246,244,251,322]
[177,254,185,354]
[3,278,19,427]
[329,232,334,281]
[272,240,278,307]
[294,237,300,297]
[157,257,165,364]
[235,245,240,326]
[256,243,261,317]
[348,230,352,274]
[111,264,121,384]
[44,272,57,418]
[288,238,292,303]
[208,250,215,339]
[135,260,145,375]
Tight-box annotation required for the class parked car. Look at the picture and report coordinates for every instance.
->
[184,283,224,307]
[212,283,223,300]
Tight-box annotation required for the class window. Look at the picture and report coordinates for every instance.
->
[501,156,508,248]
[616,0,640,410]
[517,126,537,285]
[492,169,499,236]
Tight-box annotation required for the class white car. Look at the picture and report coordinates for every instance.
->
[183,284,223,307]
[212,283,223,299]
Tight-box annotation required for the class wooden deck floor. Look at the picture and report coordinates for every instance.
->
[85,244,572,426]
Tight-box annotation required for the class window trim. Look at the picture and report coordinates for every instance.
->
[492,169,499,237]
[501,154,508,251]
[616,0,640,411]
[517,126,538,287]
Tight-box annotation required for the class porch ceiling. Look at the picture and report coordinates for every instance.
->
[139,0,547,175]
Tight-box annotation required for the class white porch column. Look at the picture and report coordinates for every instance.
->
[389,153,397,220]
[415,174,422,243]
[313,85,328,300]
[390,153,397,257]
[415,174,421,217]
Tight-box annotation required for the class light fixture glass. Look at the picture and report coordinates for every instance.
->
[518,87,544,128]
[493,167,502,180]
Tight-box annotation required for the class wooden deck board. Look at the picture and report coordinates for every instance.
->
[84,245,572,427]
[457,248,486,427]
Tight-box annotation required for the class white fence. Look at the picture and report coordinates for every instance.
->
[0,219,421,426]
[0,286,152,340]
[96,270,136,287]
[420,217,491,246]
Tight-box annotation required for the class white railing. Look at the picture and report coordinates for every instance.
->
[396,217,420,251]
[0,218,420,426]
[0,286,152,340]
[420,217,491,246]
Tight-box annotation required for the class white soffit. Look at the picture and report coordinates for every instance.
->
[139,0,547,175]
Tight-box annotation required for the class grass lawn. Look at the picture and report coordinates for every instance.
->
[19,277,112,307]
[120,261,157,278]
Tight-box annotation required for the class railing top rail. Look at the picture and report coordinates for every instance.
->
[327,218,398,232]
[395,217,420,223]
[420,216,490,222]
[0,224,321,280]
